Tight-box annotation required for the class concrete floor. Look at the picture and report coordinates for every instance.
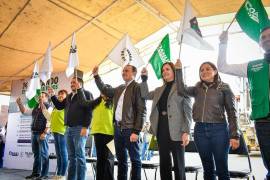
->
[0,152,267,180]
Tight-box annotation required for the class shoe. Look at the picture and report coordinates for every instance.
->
[25,174,40,179]
[52,175,65,179]
[52,175,59,179]
[57,176,66,180]
[35,176,49,180]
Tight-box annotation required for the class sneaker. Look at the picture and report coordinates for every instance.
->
[25,174,40,179]
[35,176,49,180]
[51,176,65,180]
[52,175,65,179]
[52,175,59,179]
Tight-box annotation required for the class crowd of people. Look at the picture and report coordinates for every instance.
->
[14,28,270,180]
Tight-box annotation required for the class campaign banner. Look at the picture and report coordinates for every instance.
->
[4,72,70,171]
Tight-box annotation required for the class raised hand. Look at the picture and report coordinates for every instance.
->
[47,87,55,96]
[16,97,22,105]
[219,31,228,44]
[92,66,99,76]
[141,67,148,76]
[175,59,182,69]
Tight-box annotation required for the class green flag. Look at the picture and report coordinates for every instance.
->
[27,89,41,108]
[149,34,170,79]
[26,61,41,108]
[236,0,270,42]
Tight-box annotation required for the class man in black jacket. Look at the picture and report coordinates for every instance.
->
[48,76,93,180]
[92,65,146,180]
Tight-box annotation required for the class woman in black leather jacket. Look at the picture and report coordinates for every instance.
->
[176,59,240,180]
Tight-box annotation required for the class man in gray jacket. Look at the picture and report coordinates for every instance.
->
[92,64,146,180]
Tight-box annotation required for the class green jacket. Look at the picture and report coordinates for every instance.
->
[247,59,269,120]
[51,108,66,135]
[91,99,114,135]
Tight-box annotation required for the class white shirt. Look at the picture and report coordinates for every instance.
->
[217,43,248,77]
[71,92,77,100]
[114,80,133,122]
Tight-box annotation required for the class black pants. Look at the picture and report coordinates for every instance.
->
[94,133,114,180]
[157,116,186,180]
[255,121,270,179]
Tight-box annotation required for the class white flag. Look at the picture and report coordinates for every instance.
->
[26,61,41,108]
[66,33,79,77]
[108,34,144,68]
[40,42,53,83]
[177,0,213,50]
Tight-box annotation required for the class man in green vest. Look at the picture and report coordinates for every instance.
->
[218,28,270,180]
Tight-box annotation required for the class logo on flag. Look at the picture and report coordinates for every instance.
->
[236,0,269,42]
[66,33,79,77]
[121,48,133,63]
[108,34,144,68]
[245,1,259,23]
[177,0,214,50]
[149,34,171,79]
[70,45,77,54]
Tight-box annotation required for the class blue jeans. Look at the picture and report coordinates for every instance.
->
[255,121,270,180]
[31,132,49,177]
[0,142,4,168]
[114,126,141,180]
[140,142,153,161]
[53,133,68,176]
[66,126,87,180]
[194,122,230,180]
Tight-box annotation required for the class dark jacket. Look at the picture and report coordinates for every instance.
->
[51,89,93,128]
[31,103,50,133]
[77,88,104,110]
[176,69,240,138]
[94,75,146,134]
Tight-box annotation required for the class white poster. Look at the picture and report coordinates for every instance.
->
[4,72,71,171]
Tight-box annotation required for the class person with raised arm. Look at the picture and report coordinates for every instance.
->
[92,65,146,180]
[140,61,192,180]
[177,58,240,180]
[218,29,270,180]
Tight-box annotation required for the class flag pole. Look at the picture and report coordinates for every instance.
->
[178,34,186,83]
[136,62,150,81]
[49,76,52,89]
[178,34,184,59]
[226,0,246,32]
[226,16,236,32]
[75,67,78,93]
[178,0,187,60]
[49,42,52,89]
[144,61,150,68]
